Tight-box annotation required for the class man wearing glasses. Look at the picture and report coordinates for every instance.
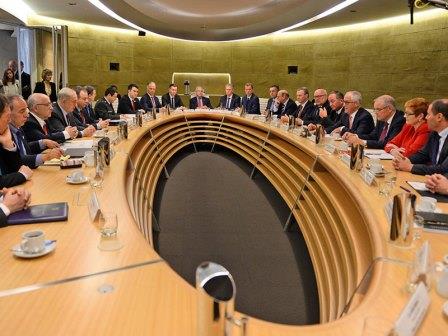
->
[305,88,333,130]
[346,95,405,149]
[23,93,77,143]
[327,90,374,137]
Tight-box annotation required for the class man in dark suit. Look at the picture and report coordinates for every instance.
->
[218,84,241,110]
[394,99,448,175]
[277,90,298,118]
[73,86,108,131]
[48,88,95,138]
[24,93,74,143]
[94,86,120,120]
[347,95,405,149]
[9,60,31,100]
[189,86,212,109]
[304,88,333,129]
[241,83,260,114]
[117,84,142,114]
[85,85,110,128]
[328,91,374,136]
[265,85,280,116]
[8,95,63,168]
[292,87,314,125]
[0,187,31,228]
[325,91,345,132]
[0,94,32,182]
[140,82,162,112]
[161,84,184,109]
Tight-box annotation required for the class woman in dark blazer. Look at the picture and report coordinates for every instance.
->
[34,68,57,102]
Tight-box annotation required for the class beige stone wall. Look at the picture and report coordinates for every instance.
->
[67,11,448,108]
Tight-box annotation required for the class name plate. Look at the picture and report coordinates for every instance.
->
[324,143,336,154]
[341,154,351,167]
[88,192,101,222]
[360,168,375,186]
[394,282,430,336]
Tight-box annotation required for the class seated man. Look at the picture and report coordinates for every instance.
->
[189,86,212,109]
[218,84,241,110]
[8,95,63,168]
[23,93,77,143]
[85,85,109,128]
[48,88,94,138]
[326,91,345,132]
[94,86,120,120]
[346,95,405,149]
[241,83,260,114]
[304,88,333,129]
[117,84,142,114]
[140,82,162,112]
[73,86,108,131]
[265,85,280,116]
[0,93,32,185]
[161,84,184,109]
[394,99,448,175]
[295,87,314,122]
[277,90,298,119]
[0,187,31,228]
[327,91,374,136]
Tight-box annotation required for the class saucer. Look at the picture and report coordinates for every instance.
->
[12,240,56,259]
[66,176,89,184]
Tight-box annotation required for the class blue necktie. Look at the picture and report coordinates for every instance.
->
[431,133,441,164]
[16,129,27,155]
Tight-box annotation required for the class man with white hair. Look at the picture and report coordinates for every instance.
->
[305,88,332,130]
[346,95,405,149]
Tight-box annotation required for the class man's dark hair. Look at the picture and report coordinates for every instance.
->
[432,99,448,119]
[329,90,344,100]
[74,85,87,98]
[85,85,95,95]
[127,83,138,91]
[0,93,9,116]
[169,83,178,89]
[270,85,280,91]
[105,86,117,97]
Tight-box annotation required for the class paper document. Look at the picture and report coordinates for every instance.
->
[364,149,394,160]
[61,140,94,149]
[407,181,429,192]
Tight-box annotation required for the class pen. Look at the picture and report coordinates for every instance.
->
[400,186,411,193]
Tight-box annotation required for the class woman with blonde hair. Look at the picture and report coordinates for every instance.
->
[385,97,430,157]
[1,68,20,96]
[33,68,57,102]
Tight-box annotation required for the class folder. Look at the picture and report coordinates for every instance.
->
[7,202,69,225]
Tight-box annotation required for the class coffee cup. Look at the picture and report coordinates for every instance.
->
[369,159,382,174]
[20,230,45,254]
[418,197,437,212]
[70,170,85,182]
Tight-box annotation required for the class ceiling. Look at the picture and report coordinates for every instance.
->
[2,0,434,40]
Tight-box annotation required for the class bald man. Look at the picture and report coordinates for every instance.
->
[303,88,333,130]
[140,82,162,112]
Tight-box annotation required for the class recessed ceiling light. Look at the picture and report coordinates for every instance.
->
[68,2,77,5]
[350,10,357,13]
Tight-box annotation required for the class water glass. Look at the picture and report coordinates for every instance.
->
[99,212,118,237]
[413,215,424,242]
[89,170,104,189]
[378,180,393,196]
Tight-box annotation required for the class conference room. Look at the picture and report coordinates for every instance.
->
[0,1,447,335]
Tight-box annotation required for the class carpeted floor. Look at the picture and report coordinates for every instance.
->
[153,144,319,325]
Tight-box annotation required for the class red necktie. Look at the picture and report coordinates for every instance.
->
[131,99,135,111]
[379,123,389,141]
[42,123,49,135]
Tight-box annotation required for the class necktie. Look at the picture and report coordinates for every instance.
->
[171,97,175,108]
[432,133,441,164]
[42,123,49,135]
[349,115,354,129]
[198,98,202,107]
[150,96,155,108]
[379,122,389,141]
[131,99,135,111]
[297,104,304,118]
[80,110,86,124]
[16,130,27,155]
[226,97,231,109]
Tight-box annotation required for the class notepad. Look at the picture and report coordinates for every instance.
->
[364,149,394,160]
[7,202,69,225]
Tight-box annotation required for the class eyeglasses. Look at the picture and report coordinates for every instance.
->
[314,94,326,98]
[373,106,388,112]
[343,100,356,104]
[36,103,52,107]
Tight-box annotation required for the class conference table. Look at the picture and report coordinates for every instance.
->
[0,110,446,335]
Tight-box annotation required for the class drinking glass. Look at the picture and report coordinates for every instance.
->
[378,180,393,196]
[89,170,104,189]
[413,215,424,242]
[98,212,123,251]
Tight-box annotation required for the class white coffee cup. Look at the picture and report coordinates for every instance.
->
[21,230,46,254]
[70,170,85,182]
[370,159,382,174]
[418,196,437,212]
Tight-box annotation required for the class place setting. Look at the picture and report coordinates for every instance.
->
[11,230,56,259]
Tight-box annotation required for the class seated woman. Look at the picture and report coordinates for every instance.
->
[385,98,430,157]
[1,68,20,96]
[33,68,57,102]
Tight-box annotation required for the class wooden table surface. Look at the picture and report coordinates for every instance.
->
[0,111,446,335]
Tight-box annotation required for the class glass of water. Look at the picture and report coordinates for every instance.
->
[90,170,104,189]
[98,212,123,251]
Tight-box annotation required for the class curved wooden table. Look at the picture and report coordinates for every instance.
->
[0,111,446,335]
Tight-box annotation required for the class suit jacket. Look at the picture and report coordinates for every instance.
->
[218,94,241,110]
[94,97,120,120]
[23,113,66,143]
[385,123,430,157]
[296,101,314,120]
[329,107,344,127]
[73,108,91,131]
[161,93,184,109]
[0,172,26,188]
[0,146,22,174]
[117,95,142,114]
[9,125,42,169]
[83,104,99,126]
[189,96,212,109]
[359,111,405,149]
[0,209,6,228]
[266,97,280,115]
[241,95,260,114]
[410,131,448,175]
[302,101,333,128]
[16,71,31,99]
[34,81,57,102]
[140,93,162,112]
[331,108,375,136]
[278,99,298,117]
[48,103,82,138]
